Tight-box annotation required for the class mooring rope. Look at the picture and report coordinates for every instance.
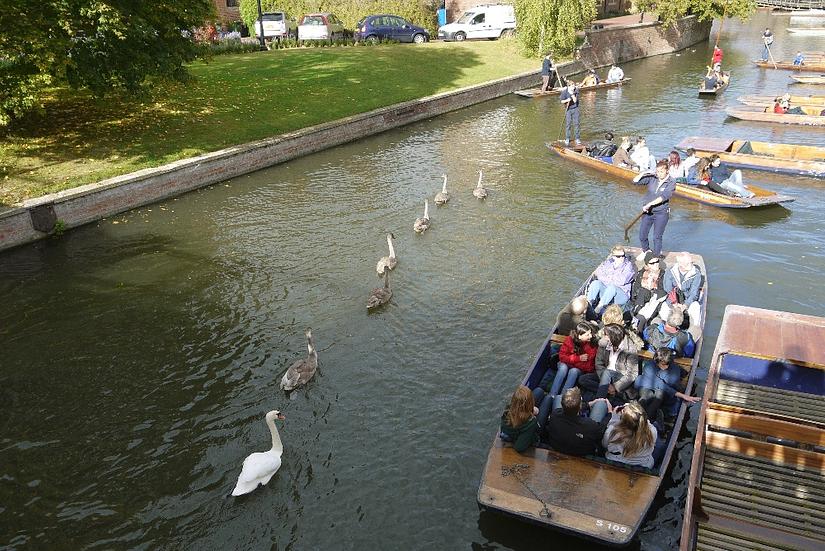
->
[500,463,552,518]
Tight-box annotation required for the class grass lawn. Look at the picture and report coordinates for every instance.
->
[0,40,540,206]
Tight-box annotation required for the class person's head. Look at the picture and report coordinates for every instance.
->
[668,151,681,166]
[637,136,646,147]
[573,321,594,344]
[686,147,696,158]
[601,304,625,327]
[797,50,802,55]
[603,323,625,350]
[713,62,721,71]
[620,136,632,149]
[765,27,770,32]
[609,401,654,457]
[506,385,535,428]
[567,80,576,90]
[545,50,553,59]
[605,132,614,141]
[611,244,625,259]
[666,308,685,329]
[676,251,693,271]
[589,69,596,75]
[654,346,675,369]
[570,295,588,316]
[561,387,582,416]
[709,154,721,167]
[655,160,669,180]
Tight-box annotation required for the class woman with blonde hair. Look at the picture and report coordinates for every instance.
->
[597,303,644,350]
[601,401,658,468]
[500,385,540,453]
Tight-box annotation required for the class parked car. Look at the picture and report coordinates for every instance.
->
[298,13,347,41]
[355,15,430,43]
[437,4,516,42]
[253,12,298,40]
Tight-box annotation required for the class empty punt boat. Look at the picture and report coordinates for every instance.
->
[675,137,825,177]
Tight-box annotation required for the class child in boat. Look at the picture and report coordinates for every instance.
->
[545,387,612,456]
[635,347,700,423]
[500,385,540,453]
[533,322,598,426]
[586,245,635,315]
[601,401,659,468]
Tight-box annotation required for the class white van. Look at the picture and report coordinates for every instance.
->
[437,4,516,42]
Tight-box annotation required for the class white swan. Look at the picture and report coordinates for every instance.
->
[473,170,488,199]
[376,233,397,276]
[232,410,285,496]
[367,271,392,310]
[434,174,450,205]
[280,328,318,391]
[413,199,431,234]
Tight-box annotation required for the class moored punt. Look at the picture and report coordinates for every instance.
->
[478,248,706,547]
[753,60,825,72]
[791,74,825,84]
[787,27,825,35]
[737,94,825,108]
[514,78,631,98]
[547,142,795,208]
[675,136,825,177]
[726,106,825,126]
[679,305,825,551]
[698,73,730,97]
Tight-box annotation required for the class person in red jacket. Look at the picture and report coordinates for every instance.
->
[533,322,598,426]
[712,46,723,66]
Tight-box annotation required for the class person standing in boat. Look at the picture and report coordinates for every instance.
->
[559,80,581,145]
[712,46,723,67]
[540,52,556,92]
[634,160,676,257]
[760,28,773,62]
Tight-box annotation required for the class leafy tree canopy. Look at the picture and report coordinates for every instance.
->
[634,0,756,25]
[514,0,597,58]
[0,0,215,127]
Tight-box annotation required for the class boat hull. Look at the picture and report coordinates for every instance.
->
[726,107,825,126]
[514,78,631,98]
[675,136,825,177]
[737,94,825,108]
[791,75,825,84]
[754,60,825,72]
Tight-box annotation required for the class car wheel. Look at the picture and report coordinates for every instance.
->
[413,33,426,44]
[366,35,378,44]
[454,31,466,42]
[501,29,515,38]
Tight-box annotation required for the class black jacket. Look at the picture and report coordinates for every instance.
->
[545,409,609,456]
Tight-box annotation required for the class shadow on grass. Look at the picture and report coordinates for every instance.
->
[1,44,520,204]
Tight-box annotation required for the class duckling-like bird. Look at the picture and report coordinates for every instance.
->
[279,328,318,391]
[376,233,397,276]
[434,174,450,205]
[473,170,488,199]
[367,271,392,310]
[413,199,431,234]
[231,410,285,496]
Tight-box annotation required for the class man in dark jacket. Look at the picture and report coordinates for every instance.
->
[545,388,612,456]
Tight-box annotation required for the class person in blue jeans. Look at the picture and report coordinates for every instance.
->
[635,347,700,421]
[761,28,773,61]
[634,160,676,256]
[559,80,580,145]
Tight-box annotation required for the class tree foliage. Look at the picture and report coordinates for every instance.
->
[513,0,597,58]
[0,0,215,127]
[239,0,439,36]
[635,0,756,25]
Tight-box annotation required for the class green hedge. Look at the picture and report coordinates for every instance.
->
[239,0,439,36]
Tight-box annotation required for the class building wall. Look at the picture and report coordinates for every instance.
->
[445,0,488,24]
[214,0,241,24]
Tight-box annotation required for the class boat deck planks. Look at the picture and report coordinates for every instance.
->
[680,306,825,551]
[753,60,825,71]
[514,78,631,98]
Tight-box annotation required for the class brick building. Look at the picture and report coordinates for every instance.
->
[213,0,241,25]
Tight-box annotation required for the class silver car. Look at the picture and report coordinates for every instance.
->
[298,13,346,40]
[254,12,298,40]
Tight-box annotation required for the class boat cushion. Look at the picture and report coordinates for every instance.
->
[719,353,825,396]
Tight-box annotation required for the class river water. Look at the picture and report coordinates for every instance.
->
[1,14,823,551]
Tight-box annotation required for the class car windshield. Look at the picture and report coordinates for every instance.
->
[262,13,283,21]
[456,12,476,24]
[302,15,325,25]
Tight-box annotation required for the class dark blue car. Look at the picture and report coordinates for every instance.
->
[355,14,429,43]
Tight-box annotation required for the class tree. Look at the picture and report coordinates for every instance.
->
[0,1,215,127]
[636,0,756,25]
[514,0,597,58]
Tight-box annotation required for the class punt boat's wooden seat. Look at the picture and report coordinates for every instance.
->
[549,333,694,369]
[713,380,825,426]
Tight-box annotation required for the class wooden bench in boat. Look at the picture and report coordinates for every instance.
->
[549,333,694,369]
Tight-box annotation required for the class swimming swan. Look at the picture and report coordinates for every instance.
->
[231,410,285,496]
[367,271,392,310]
[280,328,318,391]
[413,199,431,234]
[473,170,488,199]
[376,233,397,276]
[434,174,450,205]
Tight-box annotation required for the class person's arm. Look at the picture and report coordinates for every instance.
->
[613,352,639,393]
[512,417,539,453]
[558,336,580,366]
[595,345,607,375]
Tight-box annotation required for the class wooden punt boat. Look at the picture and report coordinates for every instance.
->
[699,73,730,97]
[547,142,795,208]
[679,305,825,551]
[675,136,825,177]
[726,106,825,126]
[791,74,825,84]
[478,248,707,546]
[737,94,825,108]
[753,60,825,72]
[787,27,825,35]
[514,78,631,98]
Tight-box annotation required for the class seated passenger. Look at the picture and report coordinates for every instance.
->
[545,387,612,456]
[601,401,659,468]
[587,132,617,158]
[606,64,624,83]
[580,69,600,87]
[579,324,639,402]
[793,51,804,66]
[630,136,655,172]
[667,151,685,179]
[635,348,700,422]
[586,245,635,314]
[627,252,666,332]
[774,98,787,114]
[708,156,754,198]
[644,309,696,358]
[681,148,700,176]
[597,303,644,351]
[500,385,540,453]
[702,68,718,91]
[533,322,598,426]
[611,136,638,169]
[660,251,703,336]
[554,295,598,337]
